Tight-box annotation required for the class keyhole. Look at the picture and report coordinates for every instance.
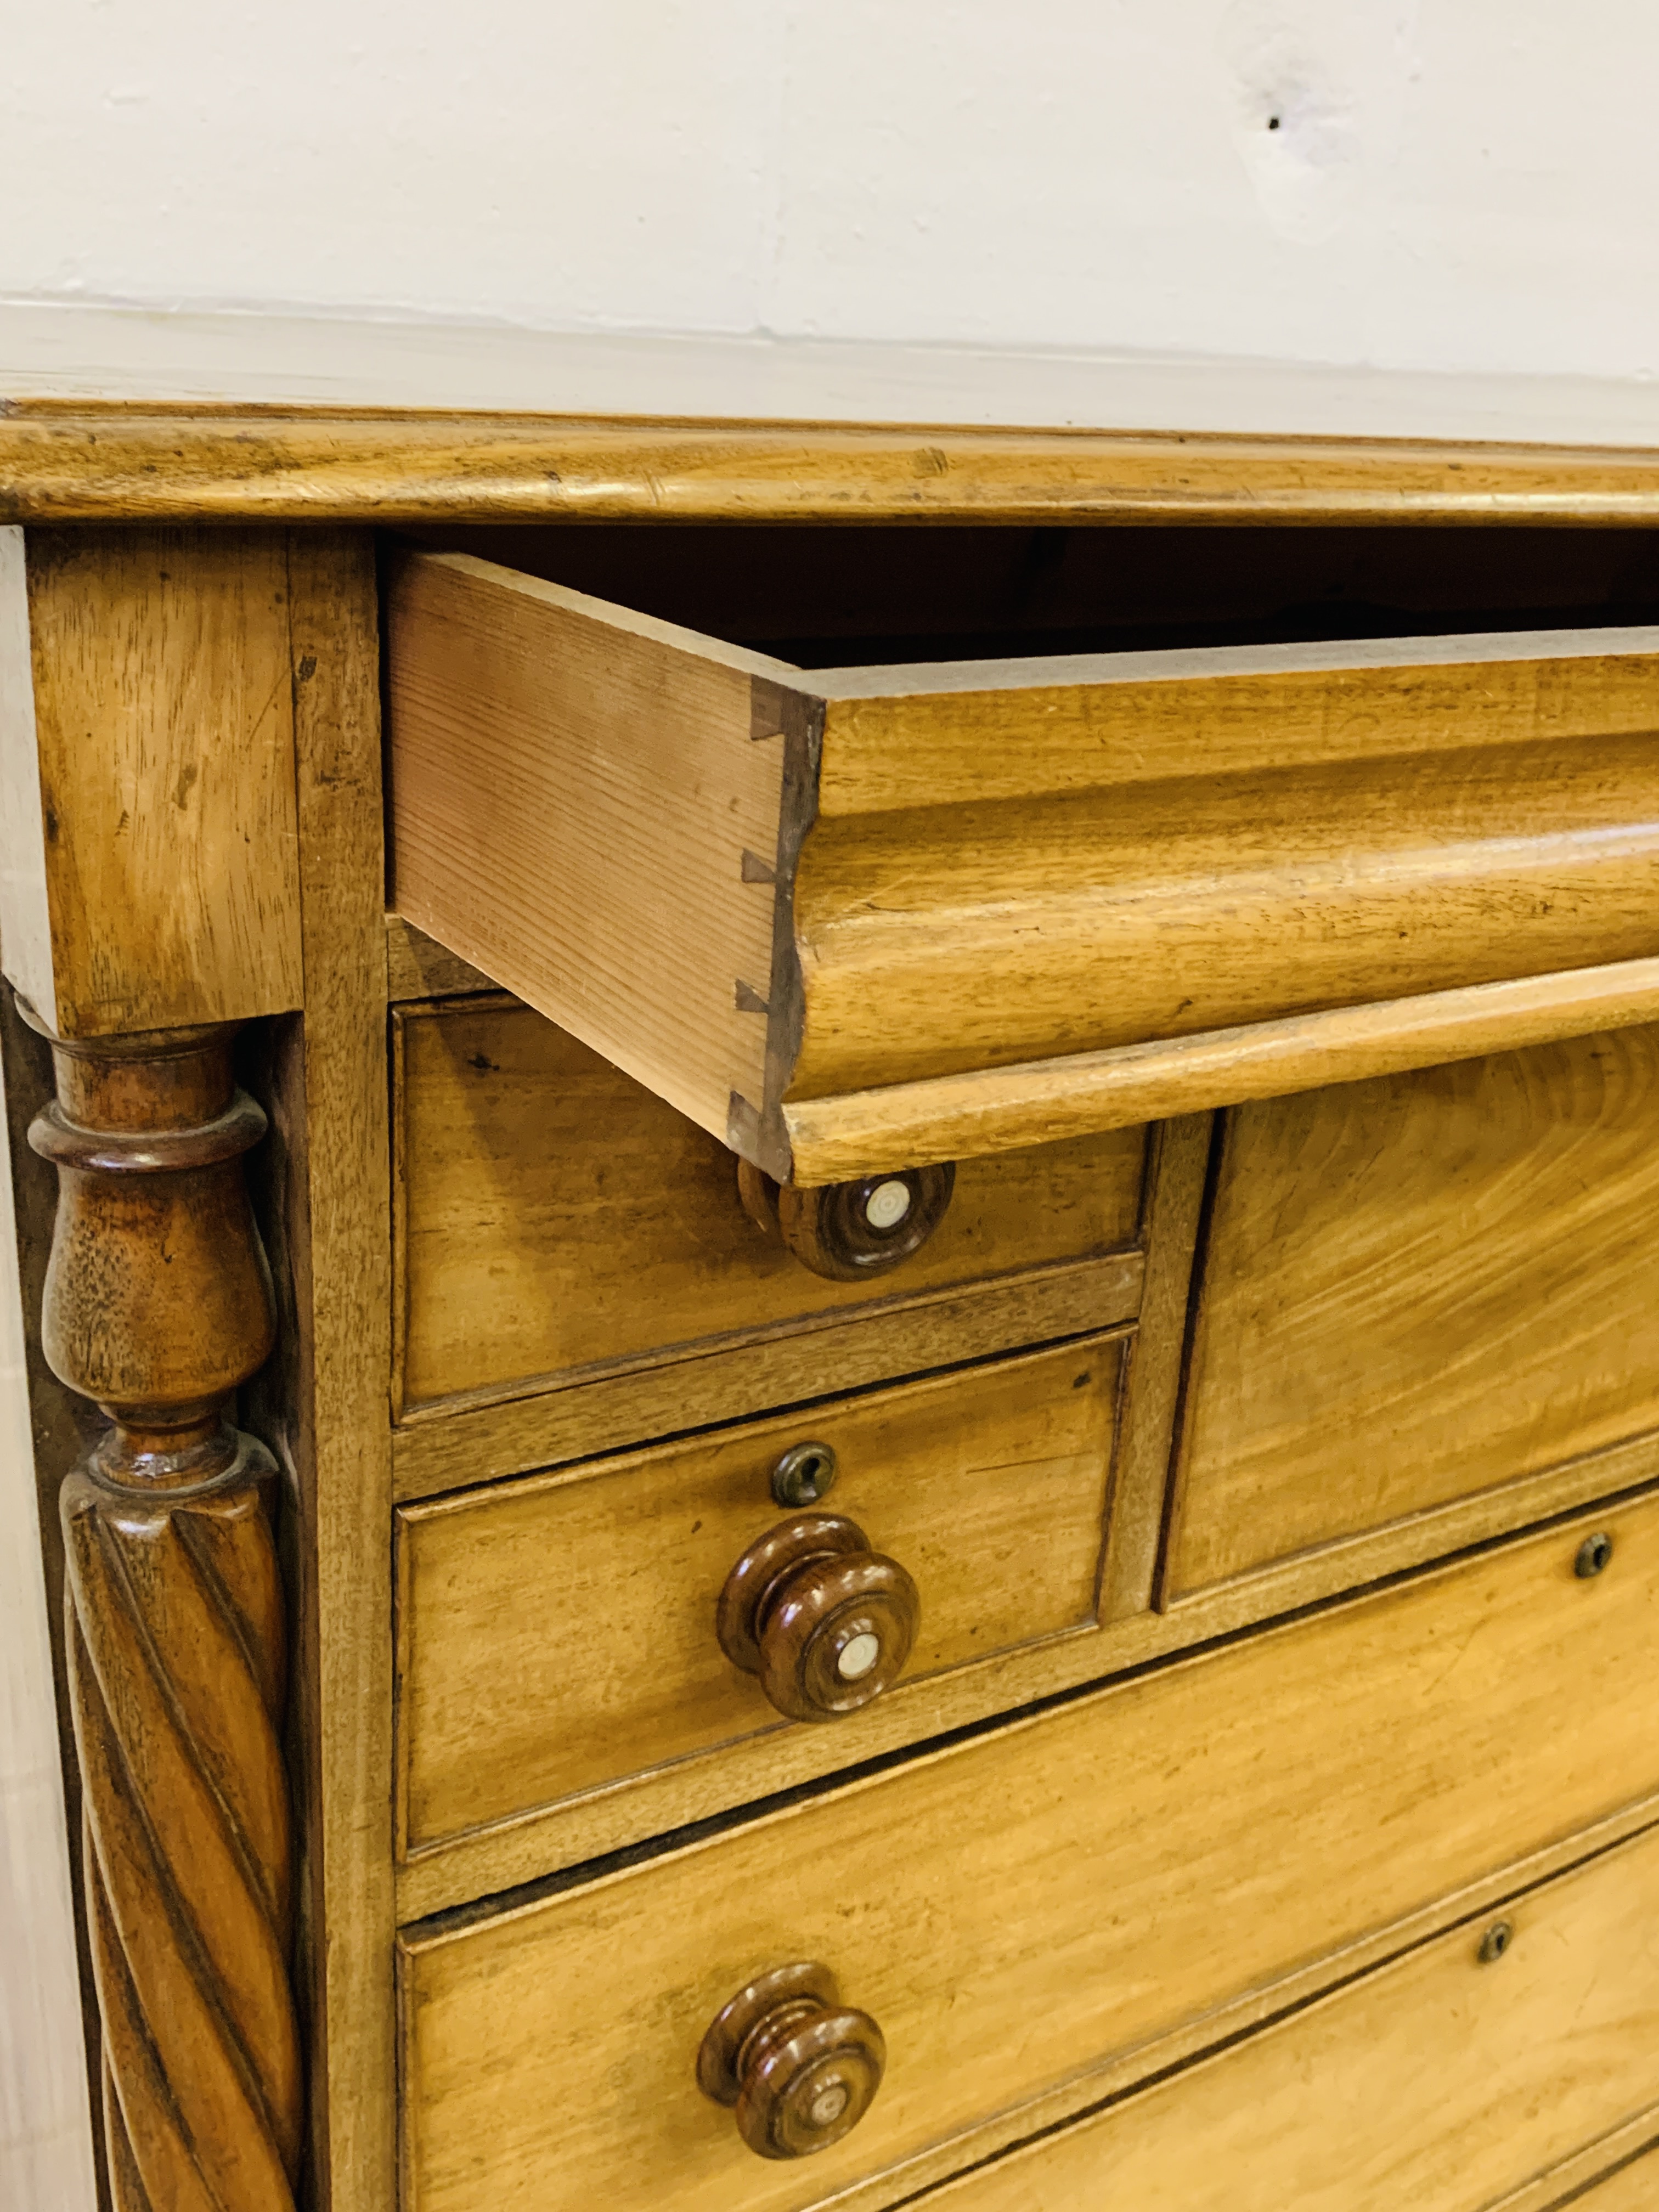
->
[1575,1532,1615,1579]
[1478,1920,1514,1965]
[771,1441,839,1508]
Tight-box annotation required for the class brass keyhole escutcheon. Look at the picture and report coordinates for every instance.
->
[771,1440,838,1508]
[1575,1532,1615,1579]
[698,1962,885,2160]
[1477,1920,1515,1965]
[716,1514,921,1723]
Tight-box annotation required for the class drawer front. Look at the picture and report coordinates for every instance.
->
[397,1337,1122,1853]
[921,1822,1659,2212]
[399,1488,1659,2212]
[1570,2150,1659,2210]
[393,997,1145,1412]
[1166,1026,1659,1601]
[387,551,1659,1182]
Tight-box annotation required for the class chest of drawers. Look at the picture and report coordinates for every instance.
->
[6,401,1659,2212]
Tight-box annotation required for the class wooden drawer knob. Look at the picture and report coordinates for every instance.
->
[738,1160,956,1281]
[716,1514,920,1723]
[697,1961,885,2160]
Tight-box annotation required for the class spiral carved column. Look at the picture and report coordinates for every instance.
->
[25,1011,301,2212]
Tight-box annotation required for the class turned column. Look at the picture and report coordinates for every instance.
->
[25,1009,300,2212]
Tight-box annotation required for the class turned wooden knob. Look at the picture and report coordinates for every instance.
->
[697,1962,885,2160]
[738,1159,956,1281]
[716,1514,920,1722]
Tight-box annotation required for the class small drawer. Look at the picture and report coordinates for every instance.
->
[921,1824,1659,2212]
[1165,1024,1659,1605]
[398,1488,1659,2212]
[397,1336,1123,1859]
[392,994,1146,1416]
[385,545,1659,1181]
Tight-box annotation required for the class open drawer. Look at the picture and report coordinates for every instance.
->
[385,543,1659,1181]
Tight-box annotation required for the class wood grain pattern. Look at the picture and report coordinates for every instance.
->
[392,996,1145,1415]
[795,759,1659,1082]
[389,1048,1655,1912]
[15,405,1659,525]
[1552,2147,1659,2211]
[1167,1026,1659,1600]
[66,1455,297,2212]
[2,528,303,1038]
[919,1823,1659,2212]
[391,1252,1144,1507]
[385,551,791,1144]
[790,642,1659,1098]
[385,915,493,1002]
[1499,2129,1659,2212]
[395,1386,1659,1922]
[397,1489,1659,2212]
[249,534,397,2212]
[27,1019,298,2212]
[384,543,1659,1175]
[1098,1113,1214,1620]
[396,1337,1124,1856]
[780,953,1659,1178]
[808,629,1659,808]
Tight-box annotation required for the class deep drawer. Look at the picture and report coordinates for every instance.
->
[398,1488,1659,2212]
[385,548,1659,1180]
[919,1822,1659,2212]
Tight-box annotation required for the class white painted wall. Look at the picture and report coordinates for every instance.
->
[4,0,1658,384]
[0,1024,98,2212]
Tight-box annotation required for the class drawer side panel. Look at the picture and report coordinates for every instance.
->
[386,551,790,1143]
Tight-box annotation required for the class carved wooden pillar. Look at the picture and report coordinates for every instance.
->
[24,1008,301,2212]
